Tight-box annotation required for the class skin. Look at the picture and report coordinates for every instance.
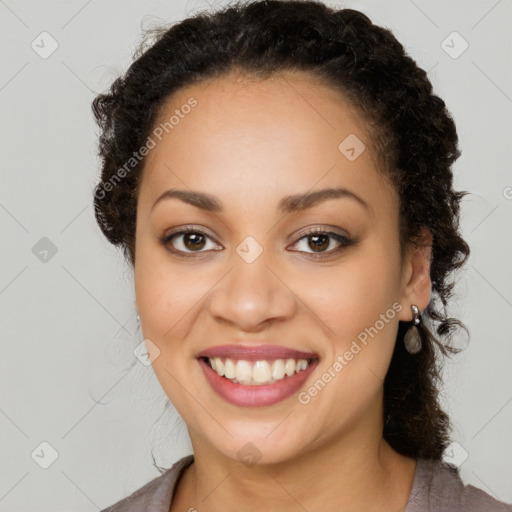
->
[133,69,433,512]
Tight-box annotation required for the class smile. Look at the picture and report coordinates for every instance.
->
[197,355,319,407]
[203,356,314,385]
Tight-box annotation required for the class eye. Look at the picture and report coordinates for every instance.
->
[289,228,354,258]
[160,226,221,256]
[160,226,355,259]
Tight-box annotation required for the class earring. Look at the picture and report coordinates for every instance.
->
[404,305,422,354]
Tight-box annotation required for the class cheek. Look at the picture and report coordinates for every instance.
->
[136,270,198,338]
[133,242,201,407]
[134,236,194,336]
[302,250,400,334]
[134,236,223,355]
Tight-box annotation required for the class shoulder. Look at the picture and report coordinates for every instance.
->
[407,458,512,512]
[100,454,194,512]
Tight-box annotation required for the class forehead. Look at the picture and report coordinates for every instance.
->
[138,69,395,216]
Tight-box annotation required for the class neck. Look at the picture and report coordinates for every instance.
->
[172,422,417,512]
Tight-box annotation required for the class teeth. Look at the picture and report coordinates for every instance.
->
[235,359,253,383]
[207,357,312,385]
[224,358,236,379]
[285,358,295,376]
[272,359,285,380]
[253,360,271,384]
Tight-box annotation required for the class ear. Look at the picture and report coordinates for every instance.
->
[398,226,433,322]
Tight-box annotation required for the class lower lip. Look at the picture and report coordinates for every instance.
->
[198,358,319,407]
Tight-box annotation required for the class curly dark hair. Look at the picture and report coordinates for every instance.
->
[91,0,471,462]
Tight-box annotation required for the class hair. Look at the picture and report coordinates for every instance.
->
[91,0,471,463]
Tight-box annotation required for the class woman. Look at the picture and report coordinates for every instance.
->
[92,0,512,510]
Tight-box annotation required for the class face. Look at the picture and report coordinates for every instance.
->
[134,69,431,465]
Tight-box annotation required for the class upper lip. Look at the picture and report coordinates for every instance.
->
[197,344,319,361]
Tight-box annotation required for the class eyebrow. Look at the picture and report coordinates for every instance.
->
[151,186,369,213]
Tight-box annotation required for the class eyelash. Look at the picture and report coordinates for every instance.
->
[160,226,355,260]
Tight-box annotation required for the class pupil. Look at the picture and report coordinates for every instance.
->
[185,233,205,250]
[309,234,328,252]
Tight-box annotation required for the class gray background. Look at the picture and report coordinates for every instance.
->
[1,0,511,509]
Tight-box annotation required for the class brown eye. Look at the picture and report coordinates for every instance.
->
[289,229,354,258]
[307,233,330,252]
[182,232,206,251]
[161,228,221,256]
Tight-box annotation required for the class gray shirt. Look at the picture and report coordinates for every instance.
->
[101,455,512,511]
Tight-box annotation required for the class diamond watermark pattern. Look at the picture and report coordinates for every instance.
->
[32,237,58,263]
[134,338,161,366]
[441,31,469,59]
[31,31,59,59]
[237,442,262,467]
[338,134,366,161]
[442,441,469,468]
[31,441,59,469]
[236,236,263,264]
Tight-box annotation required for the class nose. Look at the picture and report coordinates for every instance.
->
[207,252,297,332]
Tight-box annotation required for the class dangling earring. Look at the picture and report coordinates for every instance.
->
[404,305,422,354]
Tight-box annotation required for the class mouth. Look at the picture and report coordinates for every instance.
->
[196,344,320,407]
[198,355,318,386]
